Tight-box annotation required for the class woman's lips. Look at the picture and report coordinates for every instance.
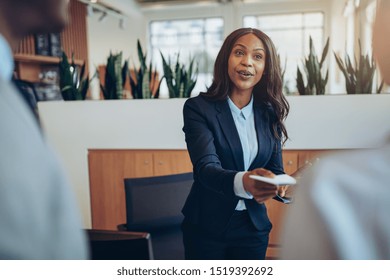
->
[237,70,254,78]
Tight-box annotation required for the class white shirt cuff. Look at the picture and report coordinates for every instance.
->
[233,171,254,199]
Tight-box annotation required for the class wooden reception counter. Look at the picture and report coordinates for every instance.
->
[38,95,390,258]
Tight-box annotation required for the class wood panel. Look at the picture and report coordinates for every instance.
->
[265,149,342,259]
[88,150,154,230]
[265,245,281,260]
[282,150,299,175]
[17,35,35,54]
[88,149,340,258]
[298,150,332,168]
[14,54,84,81]
[265,150,299,254]
[61,0,89,66]
[153,150,193,176]
[88,149,192,230]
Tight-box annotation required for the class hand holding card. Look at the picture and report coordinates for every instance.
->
[249,174,297,186]
[248,174,296,204]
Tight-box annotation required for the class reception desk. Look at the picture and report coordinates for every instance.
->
[87,148,334,259]
[38,95,390,258]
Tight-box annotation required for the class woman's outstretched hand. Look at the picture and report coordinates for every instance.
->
[243,168,280,204]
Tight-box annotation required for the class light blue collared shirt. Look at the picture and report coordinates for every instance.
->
[0,33,14,81]
[228,96,258,210]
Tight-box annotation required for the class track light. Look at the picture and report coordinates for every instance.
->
[119,18,127,29]
[98,12,107,22]
[87,5,94,17]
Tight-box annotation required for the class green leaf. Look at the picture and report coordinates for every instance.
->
[296,67,306,95]
[297,36,329,95]
[320,37,330,67]
[137,40,147,72]
[122,60,129,88]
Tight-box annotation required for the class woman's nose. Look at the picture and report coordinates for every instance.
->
[241,56,253,67]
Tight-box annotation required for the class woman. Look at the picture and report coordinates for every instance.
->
[181,28,290,260]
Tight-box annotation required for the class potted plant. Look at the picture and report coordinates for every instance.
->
[278,54,291,95]
[334,41,383,94]
[99,51,128,100]
[59,52,89,100]
[160,53,198,98]
[296,37,330,95]
[129,40,162,99]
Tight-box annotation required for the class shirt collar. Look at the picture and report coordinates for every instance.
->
[227,95,254,120]
[0,33,14,81]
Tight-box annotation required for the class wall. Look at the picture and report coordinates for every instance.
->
[86,7,145,99]
[38,95,390,228]
[329,0,349,94]
[142,0,350,94]
[85,0,369,96]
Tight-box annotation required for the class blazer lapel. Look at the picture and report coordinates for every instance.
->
[216,100,245,171]
[249,103,272,170]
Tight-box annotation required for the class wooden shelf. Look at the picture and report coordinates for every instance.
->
[14,53,84,66]
[14,53,85,82]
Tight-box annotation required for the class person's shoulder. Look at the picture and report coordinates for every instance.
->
[184,93,219,113]
[303,146,390,192]
[185,93,215,106]
[254,99,275,116]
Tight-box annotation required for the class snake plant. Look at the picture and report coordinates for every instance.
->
[129,40,162,99]
[297,36,330,95]
[59,52,89,100]
[334,41,383,94]
[100,52,128,100]
[278,54,290,94]
[160,52,198,98]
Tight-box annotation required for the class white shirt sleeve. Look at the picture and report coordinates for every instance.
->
[233,171,254,199]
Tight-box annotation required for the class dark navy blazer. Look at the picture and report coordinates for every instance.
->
[182,94,284,235]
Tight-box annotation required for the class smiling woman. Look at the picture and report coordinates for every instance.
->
[228,34,266,105]
[202,28,289,143]
[181,27,290,260]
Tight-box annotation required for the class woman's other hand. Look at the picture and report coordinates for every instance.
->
[243,168,278,204]
[277,185,289,197]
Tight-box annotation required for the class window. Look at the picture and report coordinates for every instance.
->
[150,18,224,97]
[244,12,325,94]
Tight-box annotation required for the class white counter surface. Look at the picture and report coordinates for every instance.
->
[38,94,390,227]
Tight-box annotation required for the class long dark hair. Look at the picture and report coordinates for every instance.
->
[202,28,289,144]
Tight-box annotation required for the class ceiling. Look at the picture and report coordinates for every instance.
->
[136,0,218,3]
[135,0,233,6]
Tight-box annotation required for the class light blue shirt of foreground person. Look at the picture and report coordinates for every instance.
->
[0,33,88,259]
[228,96,258,211]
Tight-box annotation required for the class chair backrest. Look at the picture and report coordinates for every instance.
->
[86,229,154,260]
[124,172,193,231]
[123,172,193,259]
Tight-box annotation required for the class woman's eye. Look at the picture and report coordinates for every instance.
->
[235,50,244,56]
[254,54,263,60]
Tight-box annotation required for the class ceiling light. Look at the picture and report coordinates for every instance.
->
[119,18,126,29]
[98,12,107,22]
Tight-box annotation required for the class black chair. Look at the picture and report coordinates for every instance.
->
[123,172,193,260]
[86,229,154,260]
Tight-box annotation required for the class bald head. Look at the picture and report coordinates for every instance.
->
[373,0,390,84]
[0,0,69,49]
[18,0,69,33]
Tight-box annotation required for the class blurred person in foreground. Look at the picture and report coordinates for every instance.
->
[0,0,87,259]
[280,0,390,260]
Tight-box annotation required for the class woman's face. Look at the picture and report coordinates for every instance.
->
[228,33,266,96]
